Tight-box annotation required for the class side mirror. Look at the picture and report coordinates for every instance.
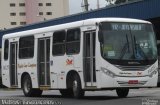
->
[98,31,103,43]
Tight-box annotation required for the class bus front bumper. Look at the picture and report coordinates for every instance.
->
[99,72,158,88]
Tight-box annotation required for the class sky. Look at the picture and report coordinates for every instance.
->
[69,0,108,14]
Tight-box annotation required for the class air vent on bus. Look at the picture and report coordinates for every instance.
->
[115,65,151,71]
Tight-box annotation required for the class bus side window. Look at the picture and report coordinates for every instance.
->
[4,39,9,60]
[52,30,65,56]
[66,28,80,55]
[19,36,34,59]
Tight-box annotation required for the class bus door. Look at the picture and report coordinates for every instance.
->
[38,38,50,86]
[83,31,96,87]
[10,42,18,87]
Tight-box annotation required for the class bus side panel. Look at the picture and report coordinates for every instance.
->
[17,38,39,88]
[50,56,66,89]
[1,39,11,87]
[95,31,103,89]
[17,59,38,88]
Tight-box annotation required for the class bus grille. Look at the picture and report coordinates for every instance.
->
[115,65,151,71]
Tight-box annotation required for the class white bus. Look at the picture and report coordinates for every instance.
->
[1,18,158,98]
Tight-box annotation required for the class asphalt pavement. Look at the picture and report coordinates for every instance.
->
[0,88,160,105]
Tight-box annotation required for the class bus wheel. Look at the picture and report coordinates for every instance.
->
[116,88,129,98]
[59,89,72,97]
[22,75,42,97]
[72,74,84,99]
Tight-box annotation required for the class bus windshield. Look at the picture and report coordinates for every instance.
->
[99,22,157,65]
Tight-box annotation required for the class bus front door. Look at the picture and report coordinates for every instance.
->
[10,42,18,87]
[38,38,50,86]
[83,31,96,87]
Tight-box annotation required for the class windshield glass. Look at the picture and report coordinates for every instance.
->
[99,22,157,65]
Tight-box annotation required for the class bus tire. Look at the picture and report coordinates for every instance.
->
[22,75,42,97]
[116,88,129,98]
[59,89,72,97]
[72,74,84,99]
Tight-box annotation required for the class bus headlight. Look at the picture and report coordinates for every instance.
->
[149,68,158,78]
[101,67,116,78]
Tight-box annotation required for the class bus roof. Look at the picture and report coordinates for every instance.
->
[3,18,151,39]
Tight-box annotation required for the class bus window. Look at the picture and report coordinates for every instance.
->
[52,31,65,56]
[19,36,34,59]
[4,39,9,60]
[66,28,80,54]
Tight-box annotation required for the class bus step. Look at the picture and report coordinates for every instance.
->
[39,86,51,90]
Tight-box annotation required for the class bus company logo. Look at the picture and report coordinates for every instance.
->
[66,59,73,65]
[119,72,132,76]
[137,72,142,76]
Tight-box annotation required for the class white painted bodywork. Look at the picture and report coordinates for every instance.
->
[1,18,158,90]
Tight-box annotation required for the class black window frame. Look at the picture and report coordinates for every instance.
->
[46,12,52,15]
[52,30,66,56]
[11,22,17,25]
[4,39,9,60]
[46,3,52,6]
[39,12,43,16]
[19,12,26,16]
[10,3,16,7]
[20,22,26,25]
[19,36,34,59]
[19,3,25,7]
[66,28,81,55]
[38,3,43,6]
[10,13,16,16]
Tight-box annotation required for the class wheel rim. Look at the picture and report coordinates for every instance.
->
[73,80,78,95]
[24,79,31,93]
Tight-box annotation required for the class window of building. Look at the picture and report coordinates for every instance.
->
[10,13,16,16]
[11,22,17,25]
[46,12,52,15]
[46,3,52,6]
[39,12,43,15]
[66,28,80,54]
[10,3,16,7]
[19,3,25,7]
[19,36,34,59]
[19,12,26,16]
[38,3,43,6]
[52,31,65,56]
[4,40,9,60]
[20,22,26,25]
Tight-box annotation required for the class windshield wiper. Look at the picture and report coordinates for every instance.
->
[133,36,148,60]
[119,34,130,59]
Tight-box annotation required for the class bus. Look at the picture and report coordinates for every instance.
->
[1,18,158,98]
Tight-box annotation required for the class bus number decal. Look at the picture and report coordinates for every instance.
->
[3,65,9,70]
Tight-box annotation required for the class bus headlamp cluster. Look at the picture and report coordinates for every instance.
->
[101,67,116,78]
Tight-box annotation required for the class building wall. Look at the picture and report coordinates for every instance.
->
[25,0,39,24]
[0,0,26,29]
[0,0,69,29]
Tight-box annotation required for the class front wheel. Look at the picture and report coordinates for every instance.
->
[116,88,129,98]
[72,74,84,99]
[22,75,43,97]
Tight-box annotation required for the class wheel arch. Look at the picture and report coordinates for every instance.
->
[21,72,30,88]
[66,70,83,89]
